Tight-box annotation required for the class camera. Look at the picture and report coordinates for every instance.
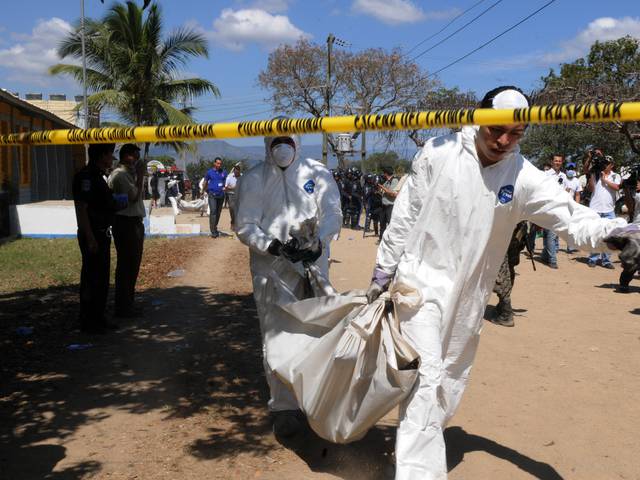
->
[589,149,608,177]
[622,164,640,189]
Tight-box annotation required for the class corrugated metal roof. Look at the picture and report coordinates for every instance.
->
[0,89,78,130]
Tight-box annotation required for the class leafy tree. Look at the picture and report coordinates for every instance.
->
[383,86,478,148]
[50,0,219,158]
[535,36,640,159]
[258,40,435,163]
[185,158,209,182]
[347,151,411,174]
[520,124,630,170]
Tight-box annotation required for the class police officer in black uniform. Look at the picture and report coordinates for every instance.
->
[72,143,123,334]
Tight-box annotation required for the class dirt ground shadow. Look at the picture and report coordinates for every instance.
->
[445,427,563,479]
[279,423,562,480]
[0,285,271,479]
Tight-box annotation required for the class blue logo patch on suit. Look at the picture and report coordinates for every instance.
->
[303,180,315,194]
[497,185,514,204]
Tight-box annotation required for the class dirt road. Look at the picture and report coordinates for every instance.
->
[2,209,639,479]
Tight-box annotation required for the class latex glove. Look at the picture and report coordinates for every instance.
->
[281,238,305,263]
[299,242,322,264]
[366,282,385,304]
[267,239,284,256]
[366,267,393,303]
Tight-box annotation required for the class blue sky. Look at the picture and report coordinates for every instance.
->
[0,0,638,146]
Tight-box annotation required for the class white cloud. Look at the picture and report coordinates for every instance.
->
[475,16,640,73]
[352,0,426,25]
[0,17,73,87]
[210,8,310,51]
[543,16,640,64]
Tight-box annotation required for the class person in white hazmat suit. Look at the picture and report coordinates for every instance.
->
[235,132,342,437]
[366,86,630,479]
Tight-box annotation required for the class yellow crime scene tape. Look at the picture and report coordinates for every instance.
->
[1,101,639,146]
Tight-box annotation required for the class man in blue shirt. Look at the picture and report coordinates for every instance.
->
[202,157,227,238]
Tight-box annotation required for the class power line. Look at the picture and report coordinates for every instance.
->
[405,0,488,56]
[411,0,504,62]
[426,0,558,79]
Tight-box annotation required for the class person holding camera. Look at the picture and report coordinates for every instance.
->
[108,143,146,318]
[584,150,621,269]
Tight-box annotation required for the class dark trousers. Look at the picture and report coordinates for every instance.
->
[620,266,637,288]
[379,204,394,240]
[228,194,237,228]
[112,216,144,314]
[208,195,224,234]
[78,230,111,330]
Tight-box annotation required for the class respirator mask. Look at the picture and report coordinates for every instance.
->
[271,142,296,168]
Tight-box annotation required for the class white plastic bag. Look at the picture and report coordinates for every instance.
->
[266,264,420,444]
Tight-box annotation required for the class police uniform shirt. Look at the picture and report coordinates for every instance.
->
[108,164,146,217]
[73,164,116,231]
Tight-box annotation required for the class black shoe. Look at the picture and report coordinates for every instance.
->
[272,410,304,438]
[616,285,630,293]
[489,313,515,327]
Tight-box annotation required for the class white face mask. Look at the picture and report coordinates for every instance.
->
[271,143,296,168]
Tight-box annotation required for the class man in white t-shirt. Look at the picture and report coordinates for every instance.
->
[540,154,567,268]
[224,163,242,230]
[584,153,621,268]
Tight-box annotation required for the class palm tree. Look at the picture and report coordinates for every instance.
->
[50,0,219,158]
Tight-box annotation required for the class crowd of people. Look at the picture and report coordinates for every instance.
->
[72,84,640,480]
[330,165,405,239]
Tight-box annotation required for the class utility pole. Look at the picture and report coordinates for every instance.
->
[322,34,335,165]
[80,0,89,164]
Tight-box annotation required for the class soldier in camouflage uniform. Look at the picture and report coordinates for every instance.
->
[491,221,529,327]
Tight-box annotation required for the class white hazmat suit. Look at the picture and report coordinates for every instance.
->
[235,134,342,411]
[375,126,626,479]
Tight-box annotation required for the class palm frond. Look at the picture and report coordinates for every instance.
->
[155,98,194,125]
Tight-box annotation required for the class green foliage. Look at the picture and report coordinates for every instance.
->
[536,36,640,159]
[50,1,219,157]
[347,151,411,174]
[520,124,631,169]
[0,238,84,292]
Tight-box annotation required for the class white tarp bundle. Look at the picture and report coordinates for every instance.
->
[264,258,421,443]
[167,193,208,216]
